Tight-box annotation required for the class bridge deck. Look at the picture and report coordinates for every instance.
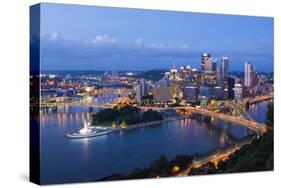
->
[139,106,267,134]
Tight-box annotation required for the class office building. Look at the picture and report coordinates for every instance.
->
[214,86,222,99]
[201,53,217,87]
[234,84,243,100]
[135,79,147,104]
[227,77,235,100]
[184,86,199,103]
[199,86,213,99]
[152,79,173,102]
[244,61,254,87]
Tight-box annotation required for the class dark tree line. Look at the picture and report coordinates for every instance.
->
[127,155,193,179]
[92,105,163,126]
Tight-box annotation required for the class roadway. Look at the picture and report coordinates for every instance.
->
[40,94,272,134]
[139,106,267,134]
[176,136,255,176]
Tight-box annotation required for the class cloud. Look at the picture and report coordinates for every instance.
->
[92,35,117,44]
[50,32,60,41]
[41,33,197,59]
[135,38,144,46]
[39,33,273,71]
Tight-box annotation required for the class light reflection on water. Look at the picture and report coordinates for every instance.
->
[39,101,270,184]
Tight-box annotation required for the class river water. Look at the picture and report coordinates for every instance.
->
[39,100,272,184]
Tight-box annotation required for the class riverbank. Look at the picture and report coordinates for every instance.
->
[98,135,257,181]
[42,100,272,183]
[66,115,191,139]
[109,115,190,133]
[176,135,256,176]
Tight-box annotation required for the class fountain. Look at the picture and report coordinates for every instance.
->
[79,120,92,134]
[66,119,109,139]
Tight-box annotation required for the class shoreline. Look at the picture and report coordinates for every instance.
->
[66,115,191,139]
[98,135,257,181]
[110,115,190,132]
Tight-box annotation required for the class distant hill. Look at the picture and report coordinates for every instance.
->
[133,69,167,81]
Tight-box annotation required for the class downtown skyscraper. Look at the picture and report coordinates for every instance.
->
[201,53,217,87]
[217,57,229,88]
[244,61,254,87]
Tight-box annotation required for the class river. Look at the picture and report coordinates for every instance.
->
[39,100,272,184]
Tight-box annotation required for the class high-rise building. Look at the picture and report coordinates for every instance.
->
[216,57,229,89]
[136,84,142,104]
[216,65,222,86]
[214,86,222,99]
[184,86,199,103]
[170,61,180,81]
[201,53,217,87]
[221,57,229,81]
[152,79,173,102]
[188,68,200,86]
[140,79,147,96]
[201,53,211,71]
[227,77,235,100]
[234,84,243,100]
[244,61,254,87]
[179,65,191,80]
[135,79,147,104]
[199,86,213,99]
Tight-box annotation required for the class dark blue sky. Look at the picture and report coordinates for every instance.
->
[40,3,274,71]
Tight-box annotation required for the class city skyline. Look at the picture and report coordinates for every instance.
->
[40,3,273,72]
[30,3,274,184]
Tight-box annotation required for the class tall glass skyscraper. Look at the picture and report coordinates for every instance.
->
[244,61,254,87]
[201,53,217,87]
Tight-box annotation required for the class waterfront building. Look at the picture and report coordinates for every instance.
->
[234,84,243,100]
[184,86,199,103]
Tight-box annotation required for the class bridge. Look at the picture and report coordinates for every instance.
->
[40,96,116,109]
[247,93,273,105]
[40,94,272,134]
[139,106,267,134]
[40,102,115,109]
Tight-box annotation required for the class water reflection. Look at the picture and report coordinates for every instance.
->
[40,101,270,184]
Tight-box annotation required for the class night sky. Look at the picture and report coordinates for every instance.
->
[39,3,274,72]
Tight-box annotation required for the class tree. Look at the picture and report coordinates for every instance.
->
[111,121,116,128]
[170,155,193,170]
[266,103,274,129]
[149,155,170,177]
[142,110,163,122]
[120,120,127,128]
